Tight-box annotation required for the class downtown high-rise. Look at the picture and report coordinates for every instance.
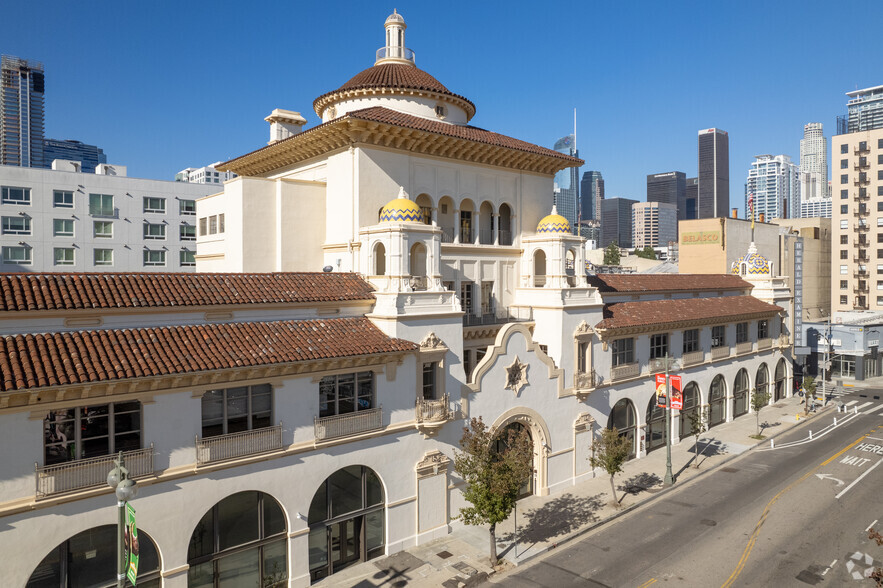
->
[799,123,828,203]
[697,128,729,218]
[552,134,579,233]
[746,154,800,220]
[0,55,45,168]
[647,171,687,220]
[580,170,604,222]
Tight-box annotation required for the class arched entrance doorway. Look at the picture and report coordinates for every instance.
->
[733,369,749,418]
[708,375,727,428]
[608,399,637,459]
[774,359,788,401]
[308,466,385,582]
[27,525,161,587]
[494,422,534,497]
[645,397,666,453]
[188,491,288,587]
[678,382,701,439]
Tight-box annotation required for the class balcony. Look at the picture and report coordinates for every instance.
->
[35,445,154,499]
[853,240,869,248]
[854,256,869,263]
[460,227,473,243]
[757,338,772,350]
[479,229,494,245]
[855,145,870,155]
[315,407,383,441]
[682,350,705,367]
[88,207,120,219]
[854,178,869,187]
[854,269,869,278]
[711,346,730,360]
[736,341,752,355]
[648,357,675,374]
[853,210,869,217]
[440,228,455,243]
[854,284,869,294]
[196,424,283,465]
[574,369,597,391]
[375,46,416,64]
[611,362,640,381]
[856,224,870,232]
[463,307,522,326]
[416,394,450,435]
[854,192,870,202]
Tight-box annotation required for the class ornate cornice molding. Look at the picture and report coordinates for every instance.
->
[594,310,781,340]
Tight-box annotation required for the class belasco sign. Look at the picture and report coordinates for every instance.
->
[681,231,721,245]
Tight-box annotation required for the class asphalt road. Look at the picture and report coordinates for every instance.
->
[498,390,883,587]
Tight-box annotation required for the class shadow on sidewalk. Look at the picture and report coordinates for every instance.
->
[617,472,663,496]
[497,492,604,555]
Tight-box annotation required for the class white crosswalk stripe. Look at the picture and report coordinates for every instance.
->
[845,400,859,406]
[855,402,874,411]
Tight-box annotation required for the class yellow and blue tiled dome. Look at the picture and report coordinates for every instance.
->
[536,206,571,234]
[731,245,772,276]
[379,189,424,223]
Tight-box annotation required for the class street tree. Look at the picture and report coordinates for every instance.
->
[603,241,621,265]
[589,426,631,505]
[802,376,817,415]
[453,417,533,565]
[687,406,709,468]
[750,386,771,438]
[868,527,883,587]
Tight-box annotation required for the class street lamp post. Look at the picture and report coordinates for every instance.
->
[659,354,680,487]
[107,452,138,588]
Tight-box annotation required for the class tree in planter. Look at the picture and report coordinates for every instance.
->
[686,406,709,468]
[453,417,533,565]
[589,426,632,506]
[750,386,771,438]
[603,241,621,265]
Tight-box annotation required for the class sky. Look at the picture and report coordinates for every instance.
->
[5,0,883,216]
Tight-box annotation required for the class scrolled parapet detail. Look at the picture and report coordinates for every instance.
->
[420,332,446,350]
[574,412,595,432]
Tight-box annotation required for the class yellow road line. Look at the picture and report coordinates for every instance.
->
[720,432,871,588]
[637,579,657,588]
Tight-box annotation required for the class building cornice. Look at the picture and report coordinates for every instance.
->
[594,309,781,340]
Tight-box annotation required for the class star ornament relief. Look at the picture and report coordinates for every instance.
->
[505,357,529,395]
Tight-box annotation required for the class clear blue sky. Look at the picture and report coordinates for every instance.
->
[6,0,882,215]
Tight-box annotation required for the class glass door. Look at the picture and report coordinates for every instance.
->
[330,517,363,575]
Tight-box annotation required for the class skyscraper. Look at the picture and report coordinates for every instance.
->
[0,55,45,168]
[580,170,604,221]
[799,123,828,205]
[600,197,637,248]
[647,171,686,220]
[685,177,698,219]
[632,201,677,248]
[552,134,579,232]
[41,139,107,173]
[697,128,729,218]
[838,84,883,134]
[746,155,800,220]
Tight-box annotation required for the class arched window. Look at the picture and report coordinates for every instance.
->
[409,242,427,278]
[755,364,770,402]
[373,242,386,276]
[645,398,666,453]
[709,375,727,428]
[733,369,749,418]
[438,196,456,243]
[608,399,637,459]
[774,359,788,401]
[499,204,513,246]
[479,201,494,244]
[678,382,701,438]
[533,249,547,287]
[415,193,433,225]
[188,491,287,587]
[565,249,577,286]
[493,422,534,497]
[27,525,161,587]
[309,466,385,582]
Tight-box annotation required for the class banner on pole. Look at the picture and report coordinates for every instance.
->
[125,502,139,586]
[655,374,683,409]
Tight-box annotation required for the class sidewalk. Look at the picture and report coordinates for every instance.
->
[316,394,832,588]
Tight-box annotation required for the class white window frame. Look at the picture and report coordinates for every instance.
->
[180,199,196,215]
[143,249,166,266]
[143,197,166,214]
[143,223,166,240]
[53,218,74,237]
[89,193,114,217]
[180,249,195,266]
[94,248,113,266]
[93,221,113,238]
[54,247,75,266]
[53,190,74,208]
[2,216,31,235]
[1,186,31,205]
[2,246,32,265]
[180,224,196,241]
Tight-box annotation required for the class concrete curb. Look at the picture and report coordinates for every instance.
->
[501,402,833,570]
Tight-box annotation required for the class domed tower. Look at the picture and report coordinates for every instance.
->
[518,206,588,289]
[313,11,476,124]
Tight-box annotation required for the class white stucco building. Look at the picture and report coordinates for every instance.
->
[175,162,238,185]
[0,12,795,588]
[0,160,218,272]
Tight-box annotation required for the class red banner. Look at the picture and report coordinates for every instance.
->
[655,374,683,410]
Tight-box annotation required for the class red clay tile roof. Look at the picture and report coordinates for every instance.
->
[589,274,751,293]
[314,63,476,114]
[0,272,375,312]
[0,317,417,392]
[345,107,583,163]
[594,296,782,331]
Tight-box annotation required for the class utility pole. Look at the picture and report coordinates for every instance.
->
[820,317,831,405]
[659,354,680,487]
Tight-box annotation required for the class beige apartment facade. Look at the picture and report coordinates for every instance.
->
[830,127,883,313]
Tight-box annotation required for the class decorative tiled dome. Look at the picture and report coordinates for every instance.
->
[385,9,405,25]
[731,243,772,276]
[380,190,424,223]
[536,207,571,234]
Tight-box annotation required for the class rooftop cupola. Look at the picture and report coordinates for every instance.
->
[376,9,415,65]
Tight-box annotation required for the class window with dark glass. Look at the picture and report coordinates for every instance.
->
[841,174,848,183]
[43,402,141,465]
[611,338,634,366]
[422,362,437,400]
[841,249,848,259]
[736,322,748,344]
[711,325,726,348]
[840,280,848,289]
[840,235,849,244]
[88,193,114,216]
[683,328,699,353]
[841,144,848,154]
[840,295,848,304]
[577,340,590,373]
[841,159,848,169]
[201,384,272,438]
[319,372,374,418]
[649,333,668,359]
[841,189,849,199]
